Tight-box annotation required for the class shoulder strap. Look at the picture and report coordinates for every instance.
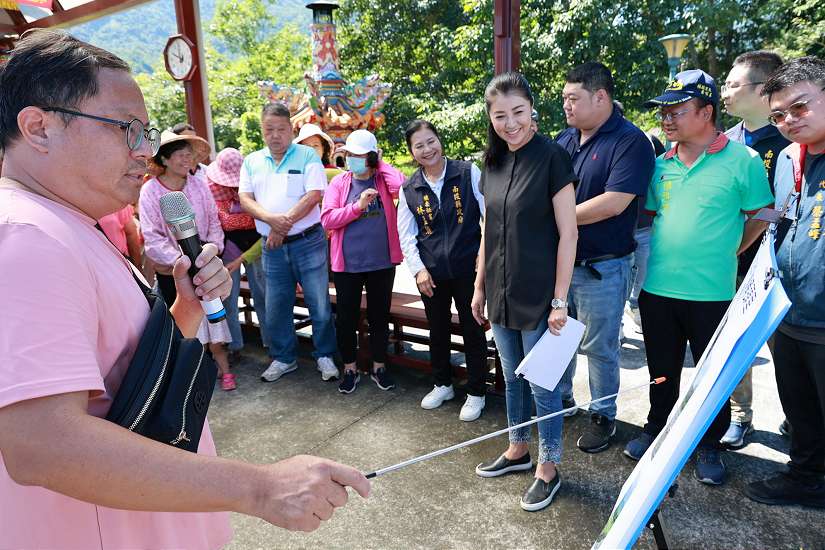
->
[94,222,153,306]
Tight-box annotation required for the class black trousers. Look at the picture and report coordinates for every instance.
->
[421,275,488,396]
[639,290,731,447]
[155,273,177,308]
[773,329,825,481]
[333,267,395,365]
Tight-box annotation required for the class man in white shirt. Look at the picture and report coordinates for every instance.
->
[239,103,338,382]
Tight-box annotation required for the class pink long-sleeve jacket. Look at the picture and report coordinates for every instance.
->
[321,160,405,272]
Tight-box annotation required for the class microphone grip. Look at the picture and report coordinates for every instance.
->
[177,235,227,324]
[179,236,203,279]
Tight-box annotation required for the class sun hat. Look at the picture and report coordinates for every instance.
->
[154,129,211,165]
[339,129,378,155]
[205,147,244,188]
[293,123,336,154]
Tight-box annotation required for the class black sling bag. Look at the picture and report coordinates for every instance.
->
[105,274,218,452]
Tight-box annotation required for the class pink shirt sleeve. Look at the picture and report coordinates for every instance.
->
[193,175,224,253]
[320,173,363,230]
[139,180,182,268]
[0,224,105,409]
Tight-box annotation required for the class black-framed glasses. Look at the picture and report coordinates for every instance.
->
[720,81,764,93]
[43,107,161,155]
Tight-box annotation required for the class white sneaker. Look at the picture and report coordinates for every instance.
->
[421,385,455,409]
[260,359,298,382]
[460,394,486,422]
[317,356,339,381]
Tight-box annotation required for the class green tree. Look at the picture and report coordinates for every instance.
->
[206,21,310,152]
[208,0,274,56]
[134,65,186,132]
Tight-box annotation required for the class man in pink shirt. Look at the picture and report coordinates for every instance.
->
[0,30,369,549]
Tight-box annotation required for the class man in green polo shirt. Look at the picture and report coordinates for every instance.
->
[623,70,773,486]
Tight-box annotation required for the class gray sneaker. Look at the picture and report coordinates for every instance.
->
[562,398,579,418]
[720,421,754,449]
[260,359,298,382]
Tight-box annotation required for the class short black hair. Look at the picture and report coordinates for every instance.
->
[404,119,441,153]
[318,139,331,165]
[366,151,379,169]
[261,102,291,121]
[695,97,718,124]
[565,61,615,97]
[171,122,195,134]
[0,29,130,150]
[762,56,825,99]
[732,50,784,83]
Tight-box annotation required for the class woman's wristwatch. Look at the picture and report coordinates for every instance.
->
[551,298,568,309]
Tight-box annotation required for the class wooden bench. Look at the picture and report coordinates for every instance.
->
[238,278,504,393]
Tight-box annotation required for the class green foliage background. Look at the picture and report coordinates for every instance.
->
[74,0,824,160]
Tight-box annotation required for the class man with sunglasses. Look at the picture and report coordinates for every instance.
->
[746,56,825,509]
[0,30,369,548]
[623,70,773,486]
[720,51,790,449]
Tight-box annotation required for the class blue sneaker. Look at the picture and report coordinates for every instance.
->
[623,432,654,460]
[694,446,726,485]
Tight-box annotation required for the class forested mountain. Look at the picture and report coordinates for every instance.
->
[69,0,310,73]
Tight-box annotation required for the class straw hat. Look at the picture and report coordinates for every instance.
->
[206,148,244,188]
[154,129,211,165]
[293,123,336,154]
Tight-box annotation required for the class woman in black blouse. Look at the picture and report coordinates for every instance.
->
[471,72,578,512]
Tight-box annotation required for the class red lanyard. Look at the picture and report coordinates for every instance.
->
[794,144,808,193]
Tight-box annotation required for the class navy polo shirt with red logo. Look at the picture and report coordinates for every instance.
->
[556,107,655,261]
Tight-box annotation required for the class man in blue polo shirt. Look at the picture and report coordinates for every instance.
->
[556,62,655,453]
[239,102,338,383]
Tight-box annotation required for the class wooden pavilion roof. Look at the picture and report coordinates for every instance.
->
[1,0,155,38]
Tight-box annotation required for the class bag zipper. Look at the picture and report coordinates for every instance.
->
[170,344,206,446]
[129,314,174,431]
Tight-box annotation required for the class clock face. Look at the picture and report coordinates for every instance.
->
[166,37,194,80]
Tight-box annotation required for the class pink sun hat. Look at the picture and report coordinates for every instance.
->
[206,147,244,187]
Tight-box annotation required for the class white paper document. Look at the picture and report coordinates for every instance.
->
[513,318,586,391]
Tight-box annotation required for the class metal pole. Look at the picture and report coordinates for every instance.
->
[365,377,666,479]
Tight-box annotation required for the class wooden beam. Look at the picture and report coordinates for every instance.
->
[493,0,520,74]
[0,23,16,35]
[5,8,27,30]
[22,0,155,31]
[51,0,64,13]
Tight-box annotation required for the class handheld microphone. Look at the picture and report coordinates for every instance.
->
[159,191,227,324]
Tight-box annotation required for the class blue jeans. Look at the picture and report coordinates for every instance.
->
[246,258,270,346]
[224,260,271,351]
[630,227,651,307]
[559,255,632,421]
[262,230,336,363]
[225,269,244,351]
[492,319,563,465]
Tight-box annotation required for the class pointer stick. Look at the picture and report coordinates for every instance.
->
[365,377,666,479]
